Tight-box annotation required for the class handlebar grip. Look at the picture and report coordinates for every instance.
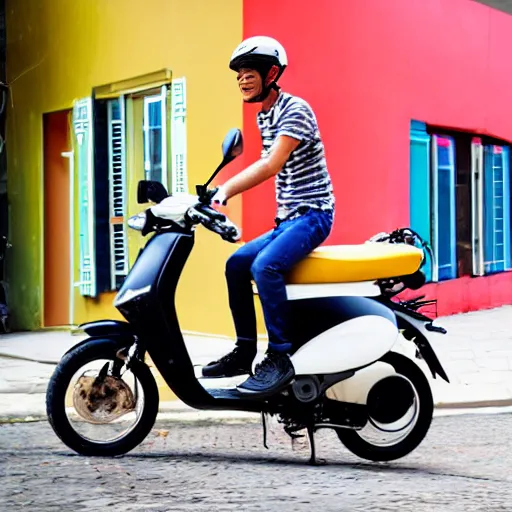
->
[196,204,226,222]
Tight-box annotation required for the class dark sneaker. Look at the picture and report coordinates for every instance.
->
[201,346,256,378]
[236,350,295,397]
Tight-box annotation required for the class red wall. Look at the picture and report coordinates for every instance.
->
[241,0,512,241]
[239,0,512,315]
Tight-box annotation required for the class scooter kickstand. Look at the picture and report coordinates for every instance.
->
[261,412,269,449]
[307,425,317,465]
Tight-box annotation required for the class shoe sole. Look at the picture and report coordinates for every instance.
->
[236,371,295,398]
[200,373,249,379]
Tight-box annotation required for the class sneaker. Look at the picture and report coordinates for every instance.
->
[201,346,256,378]
[236,350,295,397]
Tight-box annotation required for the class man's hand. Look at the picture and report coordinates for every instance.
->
[210,186,228,206]
[219,135,300,201]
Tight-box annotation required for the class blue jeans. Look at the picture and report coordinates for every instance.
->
[226,208,333,353]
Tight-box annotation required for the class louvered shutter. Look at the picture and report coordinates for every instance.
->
[107,97,128,289]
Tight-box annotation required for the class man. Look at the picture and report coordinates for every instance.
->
[202,36,335,398]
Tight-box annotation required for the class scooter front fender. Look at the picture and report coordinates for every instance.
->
[64,320,137,358]
[80,320,136,339]
[63,333,136,359]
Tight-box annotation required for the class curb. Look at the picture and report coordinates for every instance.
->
[436,399,512,409]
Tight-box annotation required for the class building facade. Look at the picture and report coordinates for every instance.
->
[6,0,244,335]
[5,0,512,338]
[240,0,512,317]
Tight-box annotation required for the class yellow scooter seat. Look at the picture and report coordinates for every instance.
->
[286,243,423,285]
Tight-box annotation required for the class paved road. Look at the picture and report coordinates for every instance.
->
[1,413,511,511]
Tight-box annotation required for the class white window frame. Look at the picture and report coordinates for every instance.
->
[143,85,168,189]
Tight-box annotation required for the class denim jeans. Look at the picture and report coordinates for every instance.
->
[225,208,333,353]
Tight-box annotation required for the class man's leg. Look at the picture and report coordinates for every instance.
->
[237,209,333,394]
[226,231,273,349]
[201,230,273,378]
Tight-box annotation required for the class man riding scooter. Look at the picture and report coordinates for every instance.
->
[202,36,336,398]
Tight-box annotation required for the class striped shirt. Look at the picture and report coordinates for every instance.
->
[257,91,335,221]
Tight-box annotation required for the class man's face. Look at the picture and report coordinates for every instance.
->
[237,68,263,102]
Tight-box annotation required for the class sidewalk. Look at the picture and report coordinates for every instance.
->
[0,305,512,421]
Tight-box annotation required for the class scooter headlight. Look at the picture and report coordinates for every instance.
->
[113,285,151,307]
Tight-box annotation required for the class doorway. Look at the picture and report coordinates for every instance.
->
[43,110,72,327]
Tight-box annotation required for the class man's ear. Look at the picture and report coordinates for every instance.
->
[265,65,280,85]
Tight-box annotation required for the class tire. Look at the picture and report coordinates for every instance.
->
[46,338,159,457]
[336,351,434,462]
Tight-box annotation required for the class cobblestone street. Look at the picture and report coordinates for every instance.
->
[1,413,512,511]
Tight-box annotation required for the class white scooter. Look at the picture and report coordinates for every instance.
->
[46,128,449,464]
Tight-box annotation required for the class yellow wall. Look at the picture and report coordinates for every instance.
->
[6,0,247,336]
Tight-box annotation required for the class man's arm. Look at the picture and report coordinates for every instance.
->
[219,135,300,201]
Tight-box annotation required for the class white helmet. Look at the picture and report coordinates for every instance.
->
[229,36,288,84]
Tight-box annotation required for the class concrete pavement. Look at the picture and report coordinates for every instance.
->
[1,304,512,421]
[3,414,512,511]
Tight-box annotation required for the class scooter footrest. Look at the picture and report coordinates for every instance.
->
[208,388,263,401]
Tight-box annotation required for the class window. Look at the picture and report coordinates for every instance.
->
[431,135,457,281]
[143,87,168,187]
[72,71,188,296]
[483,145,511,273]
[409,120,432,281]
[86,95,129,295]
[409,120,512,282]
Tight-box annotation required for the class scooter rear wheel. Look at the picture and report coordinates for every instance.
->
[46,338,159,457]
[336,351,433,462]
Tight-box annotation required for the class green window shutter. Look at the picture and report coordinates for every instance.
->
[73,97,97,297]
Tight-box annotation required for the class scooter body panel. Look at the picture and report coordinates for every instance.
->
[285,281,381,300]
[290,315,398,375]
[325,361,396,405]
[113,230,265,412]
[287,295,397,351]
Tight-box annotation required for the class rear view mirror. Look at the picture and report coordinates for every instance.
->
[137,180,169,204]
[221,128,243,162]
[196,129,244,201]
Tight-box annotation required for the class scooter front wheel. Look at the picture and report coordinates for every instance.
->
[336,351,434,462]
[46,338,159,457]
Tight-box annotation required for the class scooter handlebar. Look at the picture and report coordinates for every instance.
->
[186,203,241,243]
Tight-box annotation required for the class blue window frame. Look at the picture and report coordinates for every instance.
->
[410,121,512,282]
[483,145,511,273]
[409,121,433,281]
[409,124,457,281]
[431,134,457,281]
